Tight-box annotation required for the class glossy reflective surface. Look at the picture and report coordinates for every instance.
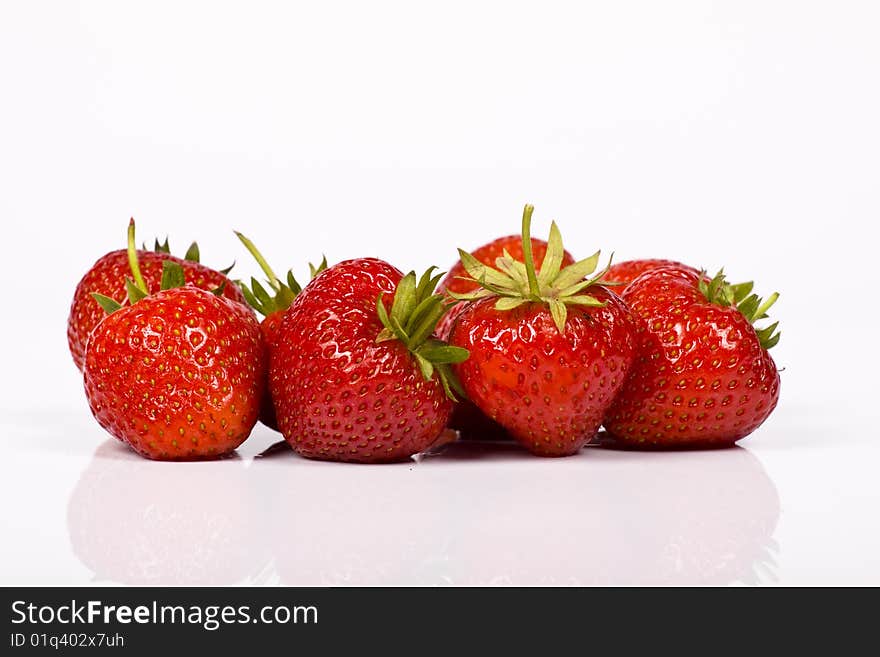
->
[3,403,876,585]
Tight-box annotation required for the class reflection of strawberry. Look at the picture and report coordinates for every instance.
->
[437,442,779,585]
[234,231,328,431]
[259,440,778,585]
[259,448,453,585]
[68,232,246,371]
[270,259,468,463]
[83,221,265,459]
[448,205,636,456]
[604,264,781,447]
[67,440,265,585]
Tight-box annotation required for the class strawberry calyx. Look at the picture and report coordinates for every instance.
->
[234,231,328,317]
[375,267,470,401]
[91,219,222,315]
[698,269,781,350]
[450,204,611,334]
[144,236,233,274]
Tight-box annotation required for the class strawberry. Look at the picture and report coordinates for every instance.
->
[83,220,265,460]
[269,259,469,463]
[602,258,693,293]
[603,264,781,447]
[234,231,328,431]
[437,234,576,440]
[447,204,637,457]
[68,230,247,371]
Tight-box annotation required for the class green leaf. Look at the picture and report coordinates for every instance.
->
[494,255,530,293]
[730,281,754,303]
[537,221,565,286]
[707,269,725,303]
[251,278,274,309]
[160,260,186,291]
[494,297,526,311]
[91,293,123,315]
[437,363,468,401]
[446,287,493,302]
[238,282,264,314]
[153,237,170,254]
[405,286,439,332]
[390,272,418,327]
[309,255,329,279]
[458,249,514,289]
[565,295,605,307]
[275,285,296,309]
[219,261,235,276]
[414,352,434,382]
[554,251,601,289]
[375,293,408,344]
[410,302,449,346]
[418,343,470,364]
[414,266,439,302]
[286,271,303,296]
[549,299,567,333]
[558,278,596,297]
[763,331,781,350]
[407,297,445,344]
[698,273,709,298]
[125,278,148,305]
[755,321,779,343]
[376,328,396,343]
[184,241,200,263]
[737,294,760,321]
[753,292,779,321]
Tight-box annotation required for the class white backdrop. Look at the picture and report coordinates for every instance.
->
[1,1,878,585]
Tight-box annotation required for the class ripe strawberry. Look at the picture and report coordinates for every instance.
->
[602,258,692,294]
[269,259,469,463]
[234,231,328,431]
[603,264,781,447]
[83,220,265,460]
[447,205,637,457]
[68,231,247,371]
[437,234,576,440]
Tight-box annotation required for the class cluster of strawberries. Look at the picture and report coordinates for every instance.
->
[68,205,781,462]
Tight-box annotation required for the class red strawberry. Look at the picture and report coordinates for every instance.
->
[603,264,781,447]
[82,221,265,460]
[269,259,469,463]
[447,205,637,456]
[437,235,576,440]
[602,258,693,294]
[234,231,328,431]
[68,231,247,371]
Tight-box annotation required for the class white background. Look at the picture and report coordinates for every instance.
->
[1,1,878,585]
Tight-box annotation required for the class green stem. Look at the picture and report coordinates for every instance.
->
[235,231,280,290]
[127,218,149,294]
[520,204,541,299]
